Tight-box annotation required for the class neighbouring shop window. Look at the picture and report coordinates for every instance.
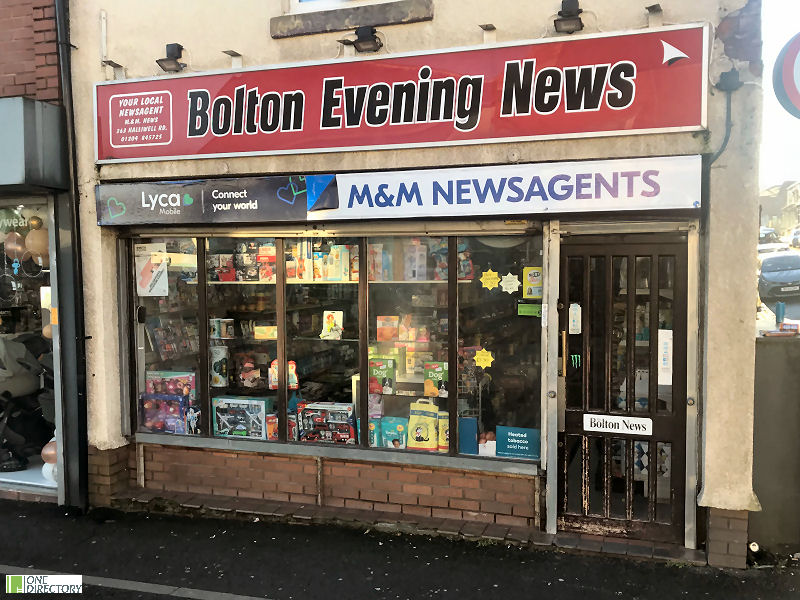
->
[135,238,201,435]
[131,232,543,463]
[0,203,57,483]
[457,236,542,460]
[286,238,360,444]
[207,238,278,441]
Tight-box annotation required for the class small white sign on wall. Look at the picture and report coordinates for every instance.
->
[583,414,653,436]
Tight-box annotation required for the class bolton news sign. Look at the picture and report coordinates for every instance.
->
[94,24,708,164]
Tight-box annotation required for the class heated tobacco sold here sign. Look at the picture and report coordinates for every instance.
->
[94,24,708,164]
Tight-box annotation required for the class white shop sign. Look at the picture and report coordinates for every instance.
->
[308,155,701,221]
[583,414,653,436]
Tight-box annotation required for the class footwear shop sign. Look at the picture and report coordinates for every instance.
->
[94,24,707,163]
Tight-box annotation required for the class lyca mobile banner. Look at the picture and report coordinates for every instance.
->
[95,175,336,225]
[94,24,707,163]
[308,155,702,221]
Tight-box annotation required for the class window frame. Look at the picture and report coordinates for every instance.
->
[124,222,544,469]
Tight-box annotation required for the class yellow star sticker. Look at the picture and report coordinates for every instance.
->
[480,269,500,290]
[474,347,495,369]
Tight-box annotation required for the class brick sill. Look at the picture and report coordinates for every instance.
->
[270,0,433,39]
[135,432,539,477]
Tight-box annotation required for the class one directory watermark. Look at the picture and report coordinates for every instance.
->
[6,574,83,594]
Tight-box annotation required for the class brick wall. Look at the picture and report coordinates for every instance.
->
[0,0,61,103]
[706,508,749,569]
[137,444,540,528]
[88,445,133,507]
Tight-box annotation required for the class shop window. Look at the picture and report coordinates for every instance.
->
[131,232,543,465]
[0,203,56,484]
[456,236,542,460]
[134,238,201,435]
[365,236,449,452]
[286,238,360,445]
[207,238,278,441]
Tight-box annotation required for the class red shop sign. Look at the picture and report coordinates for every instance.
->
[94,24,708,164]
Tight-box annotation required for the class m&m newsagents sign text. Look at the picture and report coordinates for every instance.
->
[95,24,708,163]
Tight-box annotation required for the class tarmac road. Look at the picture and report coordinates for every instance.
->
[0,500,797,600]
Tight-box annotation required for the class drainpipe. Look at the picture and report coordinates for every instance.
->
[53,0,89,512]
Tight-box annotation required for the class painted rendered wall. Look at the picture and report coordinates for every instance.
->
[68,0,762,511]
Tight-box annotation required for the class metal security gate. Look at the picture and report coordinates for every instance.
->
[557,234,687,543]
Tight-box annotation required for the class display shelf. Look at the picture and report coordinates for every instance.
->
[368,279,474,284]
[619,288,674,299]
[352,372,424,385]
[188,280,272,285]
[210,387,275,397]
[286,280,358,285]
[294,336,360,342]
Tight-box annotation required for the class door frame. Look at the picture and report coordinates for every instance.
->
[543,219,700,548]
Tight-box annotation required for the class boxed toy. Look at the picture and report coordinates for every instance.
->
[380,416,408,449]
[423,362,448,398]
[268,359,298,390]
[297,401,357,444]
[349,245,359,281]
[212,396,268,439]
[257,244,277,283]
[327,245,345,281]
[145,370,196,401]
[368,243,383,281]
[368,358,396,395]
[319,310,343,340]
[266,414,279,441]
[140,393,189,434]
[404,242,428,281]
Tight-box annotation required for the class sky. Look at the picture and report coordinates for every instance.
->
[759,1,800,188]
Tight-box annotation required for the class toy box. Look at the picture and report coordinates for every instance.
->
[297,401,357,444]
[145,370,196,401]
[319,310,344,340]
[404,243,428,281]
[140,393,189,434]
[368,358,396,395]
[268,360,298,390]
[380,416,408,449]
[349,245,359,281]
[212,396,269,439]
[423,362,448,398]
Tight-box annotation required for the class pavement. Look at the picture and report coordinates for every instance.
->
[0,500,797,599]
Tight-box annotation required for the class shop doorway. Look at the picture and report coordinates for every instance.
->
[557,234,687,544]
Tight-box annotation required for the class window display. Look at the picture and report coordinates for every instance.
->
[363,237,449,453]
[286,238,359,444]
[206,238,278,439]
[457,236,542,460]
[135,238,201,435]
[131,231,543,463]
[0,204,57,485]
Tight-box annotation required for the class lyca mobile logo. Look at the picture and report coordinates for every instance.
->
[141,191,194,215]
